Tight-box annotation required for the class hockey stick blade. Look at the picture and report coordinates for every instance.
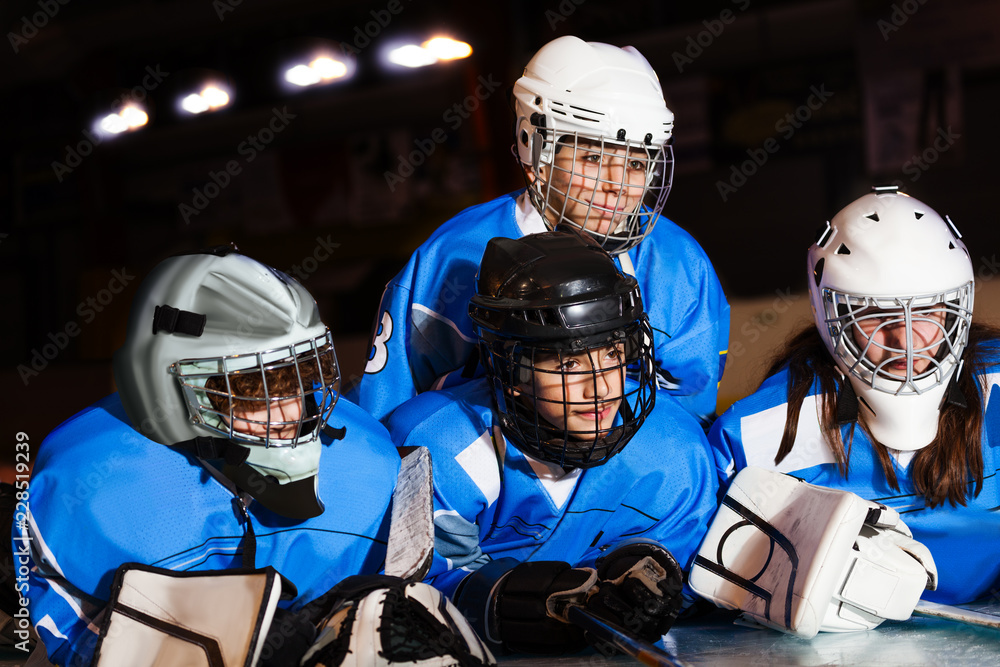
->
[913,600,1000,631]
[567,606,688,667]
[385,447,434,581]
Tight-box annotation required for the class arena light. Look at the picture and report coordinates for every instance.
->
[284,54,352,87]
[385,36,472,69]
[179,84,232,115]
[97,104,148,136]
[387,44,438,68]
[422,37,472,61]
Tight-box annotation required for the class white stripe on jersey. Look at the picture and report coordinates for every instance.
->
[514,192,547,236]
[740,394,836,473]
[456,431,503,507]
[522,453,582,510]
[982,372,1000,409]
[37,615,70,640]
[411,304,476,343]
[27,511,65,578]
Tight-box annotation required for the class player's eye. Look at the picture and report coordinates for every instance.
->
[603,347,623,363]
[558,358,581,372]
[628,159,646,170]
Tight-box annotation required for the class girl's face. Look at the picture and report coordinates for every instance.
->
[850,305,948,378]
[519,344,625,438]
[532,139,649,235]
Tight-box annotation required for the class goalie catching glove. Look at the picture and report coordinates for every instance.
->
[297,574,494,667]
[689,466,937,638]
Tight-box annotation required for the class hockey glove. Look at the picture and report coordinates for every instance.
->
[586,540,685,643]
[492,561,598,655]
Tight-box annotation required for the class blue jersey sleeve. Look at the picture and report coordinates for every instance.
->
[18,513,104,666]
[628,219,730,427]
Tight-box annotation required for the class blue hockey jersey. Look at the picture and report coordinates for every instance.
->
[708,353,1000,604]
[386,379,720,599]
[350,191,729,427]
[15,393,400,667]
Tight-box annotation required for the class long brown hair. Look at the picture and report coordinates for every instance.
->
[767,323,999,508]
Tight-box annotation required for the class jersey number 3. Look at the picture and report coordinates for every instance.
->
[365,311,393,374]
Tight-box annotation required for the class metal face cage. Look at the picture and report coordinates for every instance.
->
[485,317,656,468]
[525,132,673,255]
[171,330,340,447]
[822,283,973,395]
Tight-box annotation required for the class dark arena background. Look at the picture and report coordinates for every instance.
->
[4,0,1000,481]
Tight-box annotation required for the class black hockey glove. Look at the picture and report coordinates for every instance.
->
[585,541,684,643]
[492,561,598,655]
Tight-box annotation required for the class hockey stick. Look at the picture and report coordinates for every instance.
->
[566,605,688,667]
[384,446,434,581]
[912,600,1000,631]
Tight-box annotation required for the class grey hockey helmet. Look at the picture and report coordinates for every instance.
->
[113,247,340,519]
[512,36,674,254]
[807,187,974,451]
[469,230,656,468]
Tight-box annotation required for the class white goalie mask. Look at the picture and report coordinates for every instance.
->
[512,35,674,255]
[807,187,974,451]
[113,248,341,519]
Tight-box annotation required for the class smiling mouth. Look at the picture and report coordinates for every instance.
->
[589,202,630,217]
[578,404,616,421]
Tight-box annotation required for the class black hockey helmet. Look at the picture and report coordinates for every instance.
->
[469,230,655,468]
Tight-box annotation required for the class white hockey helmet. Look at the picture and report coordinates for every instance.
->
[807,186,974,451]
[512,36,675,254]
[113,247,340,519]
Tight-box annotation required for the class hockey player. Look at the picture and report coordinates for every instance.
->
[387,231,720,655]
[352,35,729,428]
[15,248,490,667]
[707,187,1000,606]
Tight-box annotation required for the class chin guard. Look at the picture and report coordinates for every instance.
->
[689,467,937,638]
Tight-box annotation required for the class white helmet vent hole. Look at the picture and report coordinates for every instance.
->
[865,212,879,222]
[836,243,851,255]
[949,241,956,250]
[915,211,925,219]
[813,258,825,286]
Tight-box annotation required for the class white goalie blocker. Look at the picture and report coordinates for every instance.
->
[92,564,286,667]
[689,467,938,638]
